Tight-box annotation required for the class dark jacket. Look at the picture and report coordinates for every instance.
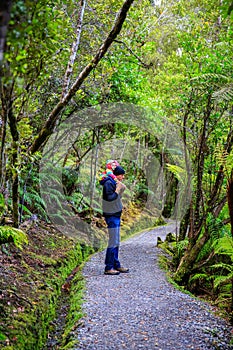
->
[100,176,123,217]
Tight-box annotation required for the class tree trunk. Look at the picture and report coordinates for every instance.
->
[62,0,86,98]
[178,207,190,241]
[8,96,19,227]
[89,129,99,209]
[193,108,208,236]
[173,95,230,284]
[174,232,209,284]
[0,86,7,189]
[0,0,12,62]
[227,173,233,237]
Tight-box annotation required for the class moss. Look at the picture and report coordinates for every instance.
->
[59,272,85,349]
[0,223,95,350]
[26,251,57,266]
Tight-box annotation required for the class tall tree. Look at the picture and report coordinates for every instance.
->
[0,0,135,227]
[0,0,12,62]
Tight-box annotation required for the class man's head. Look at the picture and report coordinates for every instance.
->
[113,166,125,181]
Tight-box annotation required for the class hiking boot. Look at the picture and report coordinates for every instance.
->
[116,267,129,273]
[104,269,120,275]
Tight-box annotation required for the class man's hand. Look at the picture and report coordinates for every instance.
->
[115,181,126,196]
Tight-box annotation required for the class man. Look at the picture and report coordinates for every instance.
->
[100,165,129,275]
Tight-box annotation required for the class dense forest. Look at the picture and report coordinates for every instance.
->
[1,0,233,349]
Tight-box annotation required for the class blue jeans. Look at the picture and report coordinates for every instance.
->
[104,216,121,271]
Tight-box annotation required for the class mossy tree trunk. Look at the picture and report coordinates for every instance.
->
[0,0,12,62]
[2,85,20,227]
[227,173,233,314]
[0,81,20,225]
[0,88,7,191]
[174,232,209,284]
[9,112,19,227]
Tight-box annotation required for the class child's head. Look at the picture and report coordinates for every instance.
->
[106,159,119,171]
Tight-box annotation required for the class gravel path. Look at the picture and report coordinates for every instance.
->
[73,223,233,350]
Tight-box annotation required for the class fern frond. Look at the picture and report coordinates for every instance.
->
[20,205,32,216]
[24,190,46,207]
[174,239,188,255]
[212,234,233,258]
[166,163,186,184]
[212,84,233,103]
[211,262,233,273]
[191,73,230,87]
[189,273,210,283]
[41,188,65,201]
[214,274,233,288]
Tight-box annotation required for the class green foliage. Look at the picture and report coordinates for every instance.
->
[212,233,233,257]
[0,333,7,341]
[172,238,189,269]
[196,214,227,263]
[0,194,6,217]
[21,189,47,218]
[189,272,213,285]
[166,163,186,184]
[210,234,233,309]
[0,226,28,249]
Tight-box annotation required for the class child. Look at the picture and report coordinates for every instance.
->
[99,159,120,182]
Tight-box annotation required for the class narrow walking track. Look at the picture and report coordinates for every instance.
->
[73,224,233,349]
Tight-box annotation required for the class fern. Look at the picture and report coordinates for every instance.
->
[175,238,188,256]
[191,73,230,88]
[189,273,211,283]
[20,205,33,216]
[0,193,5,217]
[196,214,226,262]
[212,234,233,258]
[212,262,233,274]
[191,73,233,104]
[213,145,233,178]
[20,188,48,220]
[212,84,233,103]
[211,234,233,306]
[166,163,186,184]
[172,239,188,268]
[0,226,28,249]
[213,274,233,289]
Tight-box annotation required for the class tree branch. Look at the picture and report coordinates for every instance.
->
[30,0,135,154]
[114,39,152,69]
[208,128,233,210]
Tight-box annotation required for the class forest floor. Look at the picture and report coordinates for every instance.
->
[73,223,233,350]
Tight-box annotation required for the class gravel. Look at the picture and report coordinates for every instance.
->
[73,223,233,350]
